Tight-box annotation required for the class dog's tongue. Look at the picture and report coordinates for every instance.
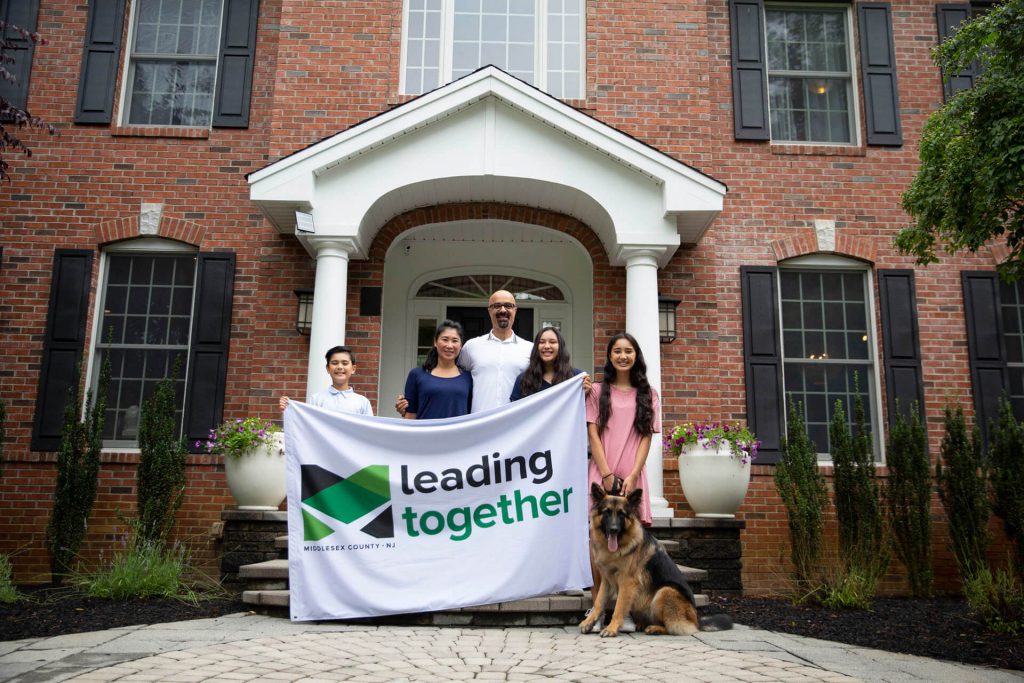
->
[607,534,619,553]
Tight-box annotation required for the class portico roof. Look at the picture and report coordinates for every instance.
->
[248,66,726,266]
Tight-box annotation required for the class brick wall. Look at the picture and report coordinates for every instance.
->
[0,0,1009,592]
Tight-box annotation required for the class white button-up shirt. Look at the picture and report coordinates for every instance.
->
[309,386,373,415]
[459,331,533,413]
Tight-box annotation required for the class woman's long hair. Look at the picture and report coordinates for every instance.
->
[519,326,575,397]
[596,332,654,436]
[422,319,464,371]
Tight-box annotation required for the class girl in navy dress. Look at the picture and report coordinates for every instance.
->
[401,320,473,420]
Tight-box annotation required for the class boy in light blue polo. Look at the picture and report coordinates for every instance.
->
[279,346,373,415]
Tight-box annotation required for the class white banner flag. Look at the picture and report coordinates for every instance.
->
[284,374,592,621]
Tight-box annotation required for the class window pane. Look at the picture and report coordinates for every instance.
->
[128,61,216,126]
[780,269,875,456]
[1002,281,1024,405]
[97,253,196,446]
[766,7,852,144]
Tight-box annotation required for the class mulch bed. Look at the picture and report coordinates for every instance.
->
[2,587,1021,672]
[0,586,248,642]
[705,595,1024,672]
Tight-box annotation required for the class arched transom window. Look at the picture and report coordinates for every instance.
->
[416,274,565,301]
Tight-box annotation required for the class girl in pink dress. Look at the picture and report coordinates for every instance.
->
[585,332,660,526]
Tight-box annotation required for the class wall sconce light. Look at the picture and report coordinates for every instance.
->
[294,289,313,335]
[659,297,680,343]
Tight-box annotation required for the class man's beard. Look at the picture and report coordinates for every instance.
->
[495,315,511,328]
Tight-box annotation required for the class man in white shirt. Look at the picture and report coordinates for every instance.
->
[458,290,533,413]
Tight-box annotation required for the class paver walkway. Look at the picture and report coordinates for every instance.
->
[1,613,1021,683]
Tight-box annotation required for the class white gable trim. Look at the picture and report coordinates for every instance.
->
[249,66,726,264]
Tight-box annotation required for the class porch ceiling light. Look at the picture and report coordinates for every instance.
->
[659,296,680,344]
[295,289,314,335]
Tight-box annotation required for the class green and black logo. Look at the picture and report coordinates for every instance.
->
[300,464,393,540]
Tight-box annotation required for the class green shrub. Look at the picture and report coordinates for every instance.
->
[0,397,6,479]
[936,404,989,582]
[830,385,888,593]
[0,554,19,604]
[137,370,188,547]
[989,395,1024,564]
[963,561,1024,635]
[774,397,828,596]
[884,402,933,597]
[817,564,876,610]
[46,354,110,584]
[76,539,196,602]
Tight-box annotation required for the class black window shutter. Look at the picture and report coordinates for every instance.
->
[0,0,40,110]
[183,252,235,452]
[74,0,126,124]
[741,266,784,463]
[729,0,770,141]
[858,3,902,146]
[936,4,976,100]
[212,0,259,128]
[31,250,94,452]
[962,271,1008,445]
[878,270,925,427]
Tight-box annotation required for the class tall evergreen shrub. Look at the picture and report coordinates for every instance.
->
[936,404,989,581]
[774,398,829,595]
[989,395,1024,565]
[830,387,889,584]
[0,398,5,479]
[46,355,110,584]
[884,402,933,597]
[136,370,187,547]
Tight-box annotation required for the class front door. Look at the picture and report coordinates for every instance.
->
[447,306,534,341]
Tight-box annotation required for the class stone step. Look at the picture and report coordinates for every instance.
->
[241,588,709,625]
[239,556,705,587]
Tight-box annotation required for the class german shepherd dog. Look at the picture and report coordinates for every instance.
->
[579,483,733,637]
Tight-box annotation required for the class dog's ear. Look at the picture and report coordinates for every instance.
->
[627,488,643,510]
[591,482,606,503]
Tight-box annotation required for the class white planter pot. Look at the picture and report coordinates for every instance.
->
[223,432,286,510]
[677,442,751,518]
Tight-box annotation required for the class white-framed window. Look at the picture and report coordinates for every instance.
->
[765,4,857,144]
[401,0,584,98]
[123,0,224,126]
[91,239,198,447]
[999,280,1024,415]
[778,258,880,457]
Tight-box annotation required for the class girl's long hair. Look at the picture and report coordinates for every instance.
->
[519,326,575,397]
[596,332,654,436]
[423,319,464,371]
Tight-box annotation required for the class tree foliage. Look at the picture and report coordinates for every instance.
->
[774,398,829,596]
[883,402,933,597]
[897,0,1024,281]
[46,357,109,584]
[1,19,56,182]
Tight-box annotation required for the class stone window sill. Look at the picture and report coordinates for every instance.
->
[111,125,211,139]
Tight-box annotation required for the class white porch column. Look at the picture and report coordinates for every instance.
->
[621,246,672,519]
[305,238,356,401]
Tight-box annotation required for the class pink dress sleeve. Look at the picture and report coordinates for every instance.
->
[651,388,661,433]
[585,383,601,424]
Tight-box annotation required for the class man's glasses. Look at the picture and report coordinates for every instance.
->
[489,302,516,310]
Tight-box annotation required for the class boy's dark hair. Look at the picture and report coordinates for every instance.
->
[324,346,355,364]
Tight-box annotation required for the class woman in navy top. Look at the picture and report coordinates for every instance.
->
[510,326,592,400]
[402,319,473,419]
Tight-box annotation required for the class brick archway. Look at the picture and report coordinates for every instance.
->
[345,202,618,412]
